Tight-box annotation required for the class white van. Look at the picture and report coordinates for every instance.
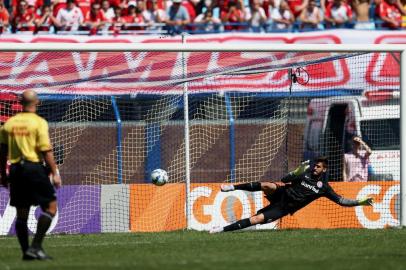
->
[303,90,400,181]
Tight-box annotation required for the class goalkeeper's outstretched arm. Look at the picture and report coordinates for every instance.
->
[337,197,373,207]
[325,185,373,206]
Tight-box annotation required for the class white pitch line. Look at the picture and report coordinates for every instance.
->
[45,241,153,248]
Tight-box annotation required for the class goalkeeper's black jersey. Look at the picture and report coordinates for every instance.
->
[280,171,342,213]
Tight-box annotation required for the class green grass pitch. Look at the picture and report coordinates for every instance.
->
[0,229,405,270]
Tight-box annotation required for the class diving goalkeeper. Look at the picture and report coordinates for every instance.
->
[210,156,373,233]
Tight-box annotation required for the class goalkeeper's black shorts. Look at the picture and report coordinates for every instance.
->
[9,161,56,208]
[257,191,291,223]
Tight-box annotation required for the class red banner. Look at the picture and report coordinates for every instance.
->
[0,31,403,95]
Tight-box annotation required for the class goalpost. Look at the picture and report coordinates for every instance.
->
[0,43,404,234]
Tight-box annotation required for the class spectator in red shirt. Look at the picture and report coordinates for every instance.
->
[125,5,146,30]
[84,2,106,34]
[378,0,406,28]
[320,0,334,13]
[110,6,124,33]
[0,0,10,33]
[11,0,43,16]
[325,0,353,27]
[182,0,199,31]
[35,5,59,32]
[122,1,136,24]
[287,0,309,17]
[55,0,84,31]
[109,0,127,8]
[221,1,245,30]
[183,0,198,21]
[12,0,36,32]
[136,0,151,22]
[51,0,67,17]
[122,1,147,29]
[26,0,43,10]
[101,0,115,22]
[76,0,95,18]
[218,0,231,12]
[112,5,124,22]
[134,5,145,26]
[1,0,9,11]
[143,0,167,24]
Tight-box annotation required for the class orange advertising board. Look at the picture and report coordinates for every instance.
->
[280,181,399,229]
[130,181,399,232]
[130,184,186,232]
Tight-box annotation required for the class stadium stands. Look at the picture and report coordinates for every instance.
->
[0,0,405,35]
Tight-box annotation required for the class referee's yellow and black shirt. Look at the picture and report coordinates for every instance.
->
[0,112,52,164]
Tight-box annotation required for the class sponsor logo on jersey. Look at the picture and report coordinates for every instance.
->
[300,181,319,193]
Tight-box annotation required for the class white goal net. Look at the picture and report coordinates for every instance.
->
[0,44,404,234]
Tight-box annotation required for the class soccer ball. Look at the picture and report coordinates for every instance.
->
[150,169,168,186]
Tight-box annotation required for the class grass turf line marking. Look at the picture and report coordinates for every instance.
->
[44,241,153,247]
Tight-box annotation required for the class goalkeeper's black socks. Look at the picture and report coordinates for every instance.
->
[31,212,53,249]
[234,182,261,192]
[15,218,29,253]
[224,218,252,232]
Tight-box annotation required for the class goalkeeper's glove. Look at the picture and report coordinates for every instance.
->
[291,160,310,176]
[358,197,374,206]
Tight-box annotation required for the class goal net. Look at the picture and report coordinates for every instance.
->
[0,45,402,234]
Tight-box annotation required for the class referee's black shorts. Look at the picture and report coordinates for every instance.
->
[9,161,56,208]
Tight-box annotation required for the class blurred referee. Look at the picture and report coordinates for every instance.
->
[0,90,61,260]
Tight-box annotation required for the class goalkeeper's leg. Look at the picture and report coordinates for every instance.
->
[210,203,288,233]
[221,182,278,194]
[209,214,264,233]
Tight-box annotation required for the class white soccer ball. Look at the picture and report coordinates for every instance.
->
[150,169,168,186]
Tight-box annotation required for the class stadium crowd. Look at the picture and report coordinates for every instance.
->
[0,0,405,35]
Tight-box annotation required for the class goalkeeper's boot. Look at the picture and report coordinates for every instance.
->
[209,226,224,234]
[220,184,235,192]
[24,247,53,260]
